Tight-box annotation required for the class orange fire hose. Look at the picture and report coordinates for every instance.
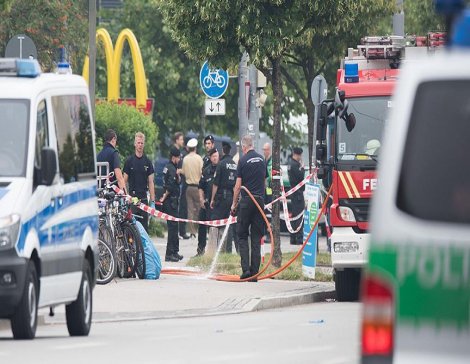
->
[161,185,332,282]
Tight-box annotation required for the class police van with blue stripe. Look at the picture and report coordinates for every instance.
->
[0,59,98,339]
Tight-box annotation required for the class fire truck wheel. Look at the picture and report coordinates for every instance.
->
[334,268,361,302]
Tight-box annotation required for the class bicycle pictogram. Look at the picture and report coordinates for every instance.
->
[203,69,226,89]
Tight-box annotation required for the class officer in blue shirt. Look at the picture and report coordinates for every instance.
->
[231,135,266,281]
[97,129,126,191]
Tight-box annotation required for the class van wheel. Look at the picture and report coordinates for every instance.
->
[334,268,361,302]
[11,262,38,340]
[66,260,92,336]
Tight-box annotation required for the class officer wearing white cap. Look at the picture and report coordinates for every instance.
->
[288,147,305,245]
[181,138,203,237]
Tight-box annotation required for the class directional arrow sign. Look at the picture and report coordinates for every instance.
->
[205,99,226,116]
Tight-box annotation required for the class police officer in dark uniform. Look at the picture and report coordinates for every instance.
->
[96,129,126,191]
[288,147,305,245]
[123,132,155,232]
[202,134,215,171]
[231,135,266,281]
[211,141,237,253]
[196,148,219,256]
[160,146,184,262]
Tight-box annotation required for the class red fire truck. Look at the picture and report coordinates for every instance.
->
[316,34,445,301]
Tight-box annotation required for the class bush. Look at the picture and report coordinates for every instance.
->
[148,218,166,238]
[95,102,158,160]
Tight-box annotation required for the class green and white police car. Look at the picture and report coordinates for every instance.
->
[361,51,470,363]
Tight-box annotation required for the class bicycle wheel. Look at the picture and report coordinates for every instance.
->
[134,230,146,280]
[119,222,139,278]
[99,222,116,279]
[96,238,115,285]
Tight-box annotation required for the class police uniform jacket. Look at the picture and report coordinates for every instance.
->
[97,142,120,184]
[202,154,211,172]
[199,163,217,202]
[213,154,237,195]
[163,161,180,198]
[288,158,305,200]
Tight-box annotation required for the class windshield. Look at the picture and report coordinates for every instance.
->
[336,96,390,161]
[0,100,30,177]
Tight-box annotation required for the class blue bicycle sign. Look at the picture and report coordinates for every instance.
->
[199,61,229,99]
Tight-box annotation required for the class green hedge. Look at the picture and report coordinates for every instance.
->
[95,102,158,160]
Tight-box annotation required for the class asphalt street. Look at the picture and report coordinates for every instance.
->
[0,302,361,364]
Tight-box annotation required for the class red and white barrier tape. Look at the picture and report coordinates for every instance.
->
[111,170,318,230]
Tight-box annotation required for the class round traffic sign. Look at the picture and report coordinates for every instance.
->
[199,61,229,99]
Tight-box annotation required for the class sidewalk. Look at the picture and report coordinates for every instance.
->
[0,233,335,330]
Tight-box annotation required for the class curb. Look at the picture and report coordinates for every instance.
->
[1,287,336,332]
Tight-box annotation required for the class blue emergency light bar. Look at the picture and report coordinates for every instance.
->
[344,62,359,83]
[452,9,470,46]
[0,58,41,78]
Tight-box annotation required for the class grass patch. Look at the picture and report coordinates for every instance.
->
[148,218,166,238]
[187,252,332,282]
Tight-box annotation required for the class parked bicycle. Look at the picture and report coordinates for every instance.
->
[96,163,145,283]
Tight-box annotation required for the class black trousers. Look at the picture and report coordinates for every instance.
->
[212,192,235,253]
[237,196,264,275]
[179,182,188,235]
[290,193,305,244]
[197,205,210,254]
[131,198,149,232]
[164,196,180,257]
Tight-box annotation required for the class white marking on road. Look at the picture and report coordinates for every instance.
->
[145,334,190,341]
[53,342,105,350]
[204,352,257,362]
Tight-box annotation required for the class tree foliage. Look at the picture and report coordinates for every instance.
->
[95,102,158,161]
[0,0,88,71]
[96,0,239,154]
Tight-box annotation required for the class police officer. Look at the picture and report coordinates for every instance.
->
[96,129,126,191]
[196,148,219,256]
[160,146,184,262]
[231,135,266,281]
[174,132,190,239]
[202,134,215,171]
[288,147,305,245]
[123,132,155,232]
[211,141,237,253]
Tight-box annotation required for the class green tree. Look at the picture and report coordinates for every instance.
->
[95,102,158,161]
[96,0,239,155]
[0,0,88,71]
[158,0,394,267]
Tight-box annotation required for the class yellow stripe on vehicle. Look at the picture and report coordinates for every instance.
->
[338,172,353,198]
[345,172,361,198]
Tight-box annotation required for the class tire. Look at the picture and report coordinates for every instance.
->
[134,235,146,280]
[123,222,144,279]
[11,262,38,340]
[98,223,116,283]
[96,238,115,285]
[118,222,138,278]
[66,260,92,336]
[334,268,361,302]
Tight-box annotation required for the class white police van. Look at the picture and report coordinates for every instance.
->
[0,59,98,339]
[361,52,470,363]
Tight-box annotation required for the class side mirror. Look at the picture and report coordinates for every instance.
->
[316,103,329,142]
[316,144,327,163]
[344,113,356,132]
[40,147,57,186]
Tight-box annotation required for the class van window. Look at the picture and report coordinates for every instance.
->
[52,95,94,184]
[397,80,470,224]
[0,100,29,177]
[34,100,49,185]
